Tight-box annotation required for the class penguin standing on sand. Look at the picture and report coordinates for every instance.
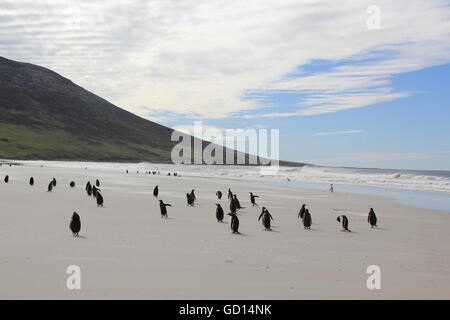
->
[368,208,377,228]
[186,193,195,206]
[337,215,350,232]
[215,204,224,222]
[29,177,34,186]
[92,185,99,197]
[258,207,273,231]
[250,192,259,206]
[303,209,312,229]
[86,183,93,196]
[159,200,171,218]
[229,197,237,213]
[4,175,9,183]
[47,181,53,192]
[233,195,242,210]
[96,179,100,187]
[70,181,75,188]
[228,188,233,200]
[96,192,104,207]
[153,185,159,197]
[228,212,240,234]
[52,177,57,187]
[216,191,222,200]
[298,204,306,220]
[190,189,196,201]
[70,212,81,236]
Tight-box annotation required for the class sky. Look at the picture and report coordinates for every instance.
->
[1,0,449,170]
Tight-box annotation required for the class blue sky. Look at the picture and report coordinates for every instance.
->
[1,0,449,170]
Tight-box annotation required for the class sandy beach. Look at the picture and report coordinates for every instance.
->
[1,163,449,299]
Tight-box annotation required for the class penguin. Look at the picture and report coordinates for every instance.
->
[70,181,75,188]
[186,193,195,206]
[233,195,242,210]
[29,177,34,186]
[47,181,53,192]
[337,215,350,232]
[368,208,377,228]
[229,197,237,213]
[215,203,224,222]
[159,200,171,218]
[70,212,81,236]
[52,177,57,187]
[153,185,159,197]
[4,175,9,183]
[250,192,259,206]
[298,204,306,220]
[86,183,93,196]
[126,170,129,174]
[258,207,273,231]
[216,190,222,200]
[96,192,104,207]
[92,185,99,197]
[228,188,233,200]
[303,209,312,229]
[85,181,91,191]
[95,179,100,187]
[190,189,196,201]
[228,212,240,234]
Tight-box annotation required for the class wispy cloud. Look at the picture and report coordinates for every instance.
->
[313,130,364,136]
[1,0,449,119]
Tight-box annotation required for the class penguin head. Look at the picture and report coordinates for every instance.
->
[336,216,341,222]
[72,212,79,220]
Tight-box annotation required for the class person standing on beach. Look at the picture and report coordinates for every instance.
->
[329,184,334,192]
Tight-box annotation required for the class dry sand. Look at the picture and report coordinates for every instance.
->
[1,164,449,299]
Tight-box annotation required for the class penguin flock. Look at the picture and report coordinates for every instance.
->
[3,172,380,237]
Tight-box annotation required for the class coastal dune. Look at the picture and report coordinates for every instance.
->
[1,164,449,299]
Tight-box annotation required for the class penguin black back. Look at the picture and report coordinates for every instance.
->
[216,190,222,200]
[303,209,312,229]
[153,185,159,197]
[29,177,34,186]
[96,192,104,207]
[4,175,9,183]
[159,200,171,218]
[70,181,75,188]
[52,177,57,187]
[228,212,239,234]
[96,179,100,187]
[337,215,350,231]
[216,204,224,222]
[368,208,377,228]
[298,204,306,220]
[47,181,53,192]
[70,212,81,236]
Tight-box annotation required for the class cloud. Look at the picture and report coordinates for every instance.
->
[1,0,449,119]
[313,130,364,136]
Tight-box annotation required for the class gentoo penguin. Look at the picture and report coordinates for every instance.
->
[70,181,75,188]
[96,192,104,207]
[159,200,171,218]
[215,203,224,222]
[47,181,53,192]
[337,215,350,232]
[228,212,240,234]
[190,189,196,201]
[303,209,312,229]
[250,192,259,206]
[70,212,81,236]
[153,185,159,197]
[86,183,93,196]
[95,179,100,187]
[216,190,222,200]
[4,175,9,183]
[52,177,57,187]
[368,208,377,228]
[258,207,273,231]
[298,204,306,220]
[29,177,34,186]
[229,197,237,213]
[186,193,195,206]
[233,195,242,210]
[92,185,99,197]
[228,188,233,200]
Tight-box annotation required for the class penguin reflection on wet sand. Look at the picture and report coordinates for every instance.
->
[186,193,195,206]
[215,203,224,222]
[159,200,171,218]
[258,207,273,231]
[298,204,306,220]
[70,212,81,236]
[368,208,378,228]
[337,215,350,232]
[4,175,9,183]
[47,181,53,192]
[228,212,240,234]
[96,192,104,207]
[303,209,312,229]
[216,190,222,200]
[250,192,259,206]
[29,177,34,186]
[153,185,159,197]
